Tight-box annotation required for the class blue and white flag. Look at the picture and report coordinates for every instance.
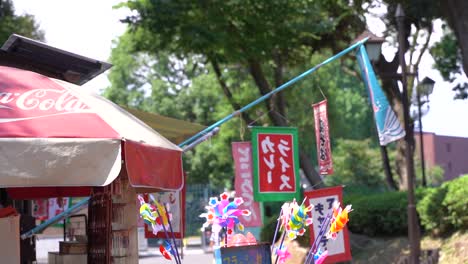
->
[356,45,405,146]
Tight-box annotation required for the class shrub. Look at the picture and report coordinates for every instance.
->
[417,186,448,234]
[417,175,468,235]
[260,215,279,244]
[344,191,408,236]
[260,215,310,248]
[443,175,468,229]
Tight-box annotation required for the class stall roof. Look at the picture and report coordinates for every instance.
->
[123,107,205,145]
[6,108,205,199]
[0,34,111,85]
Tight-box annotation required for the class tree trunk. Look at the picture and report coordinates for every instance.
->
[375,51,411,190]
[380,146,398,190]
[441,0,468,76]
[247,59,323,187]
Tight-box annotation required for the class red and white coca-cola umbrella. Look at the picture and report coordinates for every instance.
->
[0,66,183,193]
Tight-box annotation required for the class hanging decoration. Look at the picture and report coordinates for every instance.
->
[356,45,405,145]
[32,199,48,221]
[303,186,352,263]
[251,126,301,202]
[232,142,263,227]
[312,100,333,175]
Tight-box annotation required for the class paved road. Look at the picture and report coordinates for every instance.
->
[36,236,214,263]
[139,249,214,264]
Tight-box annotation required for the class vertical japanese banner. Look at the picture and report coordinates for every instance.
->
[144,186,186,239]
[252,127,300,202]
[232,142,263,227]
[304,186,352,263]
[312,100,333,175]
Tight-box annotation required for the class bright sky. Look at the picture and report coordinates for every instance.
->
[11,0,468,137]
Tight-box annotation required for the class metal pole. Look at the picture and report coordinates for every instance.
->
[21,198,90,240]
[179,37,370,148]
[396,4,421,264]
[417,89,427,187]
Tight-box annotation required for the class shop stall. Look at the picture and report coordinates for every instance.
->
[0,34,203,264]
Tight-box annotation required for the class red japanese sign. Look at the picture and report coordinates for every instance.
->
[232,142,263,227]
[252,127,300,202]
[304,186,351,263]
[313,100,333,175]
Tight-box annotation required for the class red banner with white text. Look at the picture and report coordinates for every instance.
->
[304,186,351,263]
[251,127,301,201]
[232,142,263,227]
[313,100,333,175]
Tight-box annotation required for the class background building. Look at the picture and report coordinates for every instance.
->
[416,132,468,181]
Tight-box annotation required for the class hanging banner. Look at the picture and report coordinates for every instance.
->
[356,45,405,146]
[232,142,263,227]
[144,186,186,239]
[251,127,300,202]
[312,100,333,175]
[47,197,70,221]
[304,186,351,263]
[32,199,48,221]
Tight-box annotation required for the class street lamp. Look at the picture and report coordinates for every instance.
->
[416,77,435,187]
[419,77,435,101]
[355,30,385,62]
[358,5,423,263]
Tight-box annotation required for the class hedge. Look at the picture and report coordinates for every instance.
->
[259,175,467,239]
[417,174,468,235]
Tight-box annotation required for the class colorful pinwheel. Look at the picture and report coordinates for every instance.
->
[137,195,172,236]
[274,245,292,264]
[285,201,313,239]
[313,248,328,264]
[200,192,251,244]
[159,240,175,260]
[326,202,352,240]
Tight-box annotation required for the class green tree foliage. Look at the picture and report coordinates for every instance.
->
[417,175,468,235]
[105,28,382,188]
[325,139,386,188]
[0,0,44,43]
[115,0,369,187]
[430,27,468,99]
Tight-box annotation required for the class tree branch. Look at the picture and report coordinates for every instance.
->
[210,58,254,124]
[273,50,287,117]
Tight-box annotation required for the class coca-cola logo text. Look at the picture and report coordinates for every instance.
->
[0,88,90,112]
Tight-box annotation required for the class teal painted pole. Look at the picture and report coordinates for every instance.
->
[21,38,368,240]
[20,124,218,239]
[20,198,89,240]
[179,38,369,148]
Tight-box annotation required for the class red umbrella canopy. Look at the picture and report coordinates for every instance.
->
[0,66,183,192]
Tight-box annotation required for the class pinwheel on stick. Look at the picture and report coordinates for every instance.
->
[200,192,251,246]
